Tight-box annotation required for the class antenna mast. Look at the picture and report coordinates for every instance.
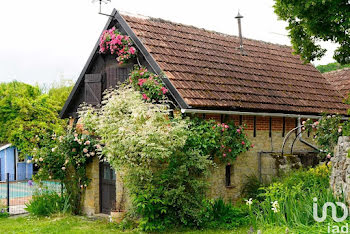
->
[93,0,114,17]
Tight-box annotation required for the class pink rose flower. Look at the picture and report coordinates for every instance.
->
[161,87,168,94]
[221,145,225,148]
[129,47,136,54]
[142,94,148,100]
[83,148,88,153]
[223,153,226,157]
[241,141,245,145]
[237,129,241,133]
[72,148,76,152]
[228,149,232,152]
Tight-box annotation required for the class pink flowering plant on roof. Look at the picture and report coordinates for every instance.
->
[99,26,136,65]
[129,65,168,102]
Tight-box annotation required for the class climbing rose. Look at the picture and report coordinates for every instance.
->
[83,148,88,153]
[161,87,168,94]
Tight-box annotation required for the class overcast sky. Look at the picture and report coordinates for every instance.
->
[0,0,337,86]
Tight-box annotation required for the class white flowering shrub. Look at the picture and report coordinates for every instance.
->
[80,86,213,230]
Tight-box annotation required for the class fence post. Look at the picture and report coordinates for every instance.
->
[6,173,9,213]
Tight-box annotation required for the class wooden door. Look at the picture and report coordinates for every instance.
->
[100,162,116,214]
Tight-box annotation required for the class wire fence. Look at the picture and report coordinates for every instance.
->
[0,173,62,215]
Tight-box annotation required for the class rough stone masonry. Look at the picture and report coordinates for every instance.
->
[331,136,350,204]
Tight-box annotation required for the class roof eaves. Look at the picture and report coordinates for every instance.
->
[0,144,12,152]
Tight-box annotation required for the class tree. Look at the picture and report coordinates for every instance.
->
[316,62,350,73]
[0,81,72,155]
[274,0,350,64]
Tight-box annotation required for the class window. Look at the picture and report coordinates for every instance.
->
[225,165,232,187]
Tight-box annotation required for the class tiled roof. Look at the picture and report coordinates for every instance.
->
[324,68,350,98]
[123,14,348,115]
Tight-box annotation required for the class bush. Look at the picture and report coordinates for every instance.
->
[0,201,9,218]
[25,190,70,216]
[250,164,339,228]
[241,174,267,201]
[201,199,248,229]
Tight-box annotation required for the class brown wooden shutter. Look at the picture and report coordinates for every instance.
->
[85,74,102,105]
[105,67,132,89]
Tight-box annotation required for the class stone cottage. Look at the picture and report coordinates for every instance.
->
[60,9,348,215]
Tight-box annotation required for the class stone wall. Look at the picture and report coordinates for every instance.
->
[330,136,350,204]
[83,156,100,215]
[206,114,318,202]
[81,114,318,213]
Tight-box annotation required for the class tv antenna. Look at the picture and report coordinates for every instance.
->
[92,0,114,17]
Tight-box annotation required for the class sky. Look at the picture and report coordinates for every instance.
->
[0,0,338,86]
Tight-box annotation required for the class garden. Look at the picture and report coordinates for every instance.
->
[1,24,350,234]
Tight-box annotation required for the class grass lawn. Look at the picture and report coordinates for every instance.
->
[0,215,330,233]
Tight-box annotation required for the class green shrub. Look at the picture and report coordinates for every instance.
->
[25,190,70,216]
[250,164,341,228]
[241,174,267,201]
[201,199,248,229]
[0,202,9,218]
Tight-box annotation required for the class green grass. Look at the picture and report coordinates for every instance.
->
[0,215,333,234]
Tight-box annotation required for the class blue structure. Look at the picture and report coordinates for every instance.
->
[0,144,33,181]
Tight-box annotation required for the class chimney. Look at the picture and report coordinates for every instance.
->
[235,11,244,54]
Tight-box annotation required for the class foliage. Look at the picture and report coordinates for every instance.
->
[274,0,350,64]
[316,62,350,73]
[241,174,266,201]
[80,86,251,230]
[185,118,251,163]
[0,81,71,156]
[129,66,168,101]
[80,86,214,230]
[25,190,70,216]
[33,128,99,214]
[0,201,9,218]
[99,27,136,65]
[304,115,343,159]
[249,164,338,228]
[200,199,248,229]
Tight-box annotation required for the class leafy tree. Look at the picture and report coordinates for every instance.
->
[0,81,72,155]
[316,62,350,73]
[274,0,350,64]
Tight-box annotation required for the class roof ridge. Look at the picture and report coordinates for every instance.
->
[120,11,291,49]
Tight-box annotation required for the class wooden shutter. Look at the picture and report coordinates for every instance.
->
[105,67,132,89]
[85,74,102,105]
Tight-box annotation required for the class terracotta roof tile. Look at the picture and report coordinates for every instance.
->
[123,14,348,114]
[324,68,350,98]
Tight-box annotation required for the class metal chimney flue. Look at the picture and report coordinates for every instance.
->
[235,11,244,54]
